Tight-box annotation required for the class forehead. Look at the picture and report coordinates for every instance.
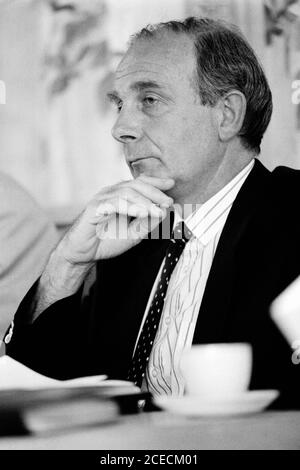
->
[114,33,196,94]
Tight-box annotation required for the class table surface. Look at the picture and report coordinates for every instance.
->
[0,410,299,450]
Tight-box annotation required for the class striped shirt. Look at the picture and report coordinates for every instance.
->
[138,160,255,396]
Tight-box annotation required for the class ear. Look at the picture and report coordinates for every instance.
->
[216,91,247,143]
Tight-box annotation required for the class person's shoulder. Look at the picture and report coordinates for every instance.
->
[0,171,45,217]
[270,165,300,194]
[0,171,36,202]
[0,171,57,244]
[271,165,300,182]
[268,165,300,216]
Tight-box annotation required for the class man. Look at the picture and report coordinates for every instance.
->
[0,172,57,345]
[6,17,300,407]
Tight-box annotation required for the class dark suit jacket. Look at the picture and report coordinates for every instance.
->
[7,160,300,408]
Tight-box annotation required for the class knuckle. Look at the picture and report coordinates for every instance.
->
[119,185,136,197]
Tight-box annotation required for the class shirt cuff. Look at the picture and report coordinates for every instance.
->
[4,320,14,344]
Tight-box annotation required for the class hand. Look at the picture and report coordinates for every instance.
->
[59,175,175,264]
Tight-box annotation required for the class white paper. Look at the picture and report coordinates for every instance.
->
[0,355,136,391]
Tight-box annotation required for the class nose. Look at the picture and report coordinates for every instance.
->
[111,106,142,144]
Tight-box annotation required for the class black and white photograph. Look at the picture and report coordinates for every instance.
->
[0,0,300,454]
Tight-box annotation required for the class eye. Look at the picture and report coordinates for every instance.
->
[109,99,123,113]
[116,100,123,113]
[143,96,159,107]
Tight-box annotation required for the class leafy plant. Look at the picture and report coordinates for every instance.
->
[264,0,300,44]
[43,0,120,113]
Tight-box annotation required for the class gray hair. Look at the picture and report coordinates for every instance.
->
[130,17,273,155]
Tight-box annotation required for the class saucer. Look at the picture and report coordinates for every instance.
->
[154,390,279,417]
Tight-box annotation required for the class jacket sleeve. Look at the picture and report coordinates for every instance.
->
[5,277,93,380]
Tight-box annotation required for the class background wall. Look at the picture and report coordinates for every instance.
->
[0,0,300,224]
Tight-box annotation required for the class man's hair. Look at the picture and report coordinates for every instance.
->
[130,17,273,155]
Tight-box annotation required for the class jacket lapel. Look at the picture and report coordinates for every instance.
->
[192,159,272,344]
[132,209,174,322]
[106,212,173,369]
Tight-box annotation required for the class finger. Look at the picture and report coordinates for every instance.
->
[124,179,174,208]
[102,187,159,209]
[95,197,164,219]
[136,175,175,190]
[94,177,174,198]
[128,209,167,240]
[95,189,168,216]
[134,176,175,198]
[93,177,175,209]
[117,186,173,209]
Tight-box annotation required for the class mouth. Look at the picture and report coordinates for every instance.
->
[130,158,145,166]
[128,156,166,178]
[128,156,157,167]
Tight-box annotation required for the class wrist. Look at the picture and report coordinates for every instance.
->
[42,244,94,296]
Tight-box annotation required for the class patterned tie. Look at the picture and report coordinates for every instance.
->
[127,221,193,387]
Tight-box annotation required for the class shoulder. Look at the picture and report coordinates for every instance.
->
[0,171,43,216]
[269,165,300,200]
[266,166,300,230]
[271,165,300,184]
[0,171,57,251]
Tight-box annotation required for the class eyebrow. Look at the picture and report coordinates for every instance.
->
[107,80,163,103]
[130,80,162,92]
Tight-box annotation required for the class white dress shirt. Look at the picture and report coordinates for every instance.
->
[137,160,255,396]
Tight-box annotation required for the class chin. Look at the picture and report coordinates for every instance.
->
[131,159,169,179]
[133,168,169,179]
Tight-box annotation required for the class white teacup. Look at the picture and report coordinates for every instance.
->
[181,343,252,398]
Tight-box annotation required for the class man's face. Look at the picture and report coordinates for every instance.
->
[110,33,223,202]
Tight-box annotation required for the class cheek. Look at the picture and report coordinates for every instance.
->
[145,123,182,160]
[167,116,218,174]
[150,121,199,169]
[186,112,219,154]
[146,110,216,164]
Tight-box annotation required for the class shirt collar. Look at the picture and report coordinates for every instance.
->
[173,159,255,246]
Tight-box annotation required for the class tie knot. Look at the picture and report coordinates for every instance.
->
[172,221,193,243]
